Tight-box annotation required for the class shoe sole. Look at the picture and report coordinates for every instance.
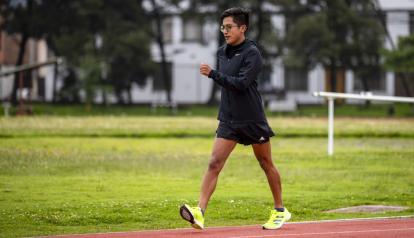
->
[179,205,203,230]
[262,212,292,230]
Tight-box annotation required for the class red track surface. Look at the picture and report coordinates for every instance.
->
[43,217,414,238]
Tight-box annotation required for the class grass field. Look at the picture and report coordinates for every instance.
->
[2,116,414,138]
[0,116,413,238]
[2,102,414,117]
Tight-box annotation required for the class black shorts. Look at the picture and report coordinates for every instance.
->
[216,121,275,145]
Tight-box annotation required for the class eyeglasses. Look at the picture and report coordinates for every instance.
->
[220,24,240,33]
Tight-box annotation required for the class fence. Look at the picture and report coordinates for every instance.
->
[313,91,414,156]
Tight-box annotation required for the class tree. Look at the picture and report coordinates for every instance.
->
[55,0,154,105]
[2,0,155,106]
[1,0,45,105]
[251,0,285,91]
[284,0,385,93]
[383,35,414,73]
[102,0,154,104]
[141,0,177,106]
[41,1,99,104]
[382,34,414,97]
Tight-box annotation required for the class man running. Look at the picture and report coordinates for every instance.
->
[180,7,291,230]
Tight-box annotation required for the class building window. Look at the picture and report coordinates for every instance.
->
[284,66,308,91]
[163,17,173,43]
[410,11,414,34]
[353,68,385,91]
[182,18,203,43]
[153,17,173,44]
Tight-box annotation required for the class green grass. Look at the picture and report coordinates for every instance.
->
[1,116,414,138]
[1,102,414,117]
[0,117,413,237]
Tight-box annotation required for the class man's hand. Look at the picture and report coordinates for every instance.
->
[200,63,212,77]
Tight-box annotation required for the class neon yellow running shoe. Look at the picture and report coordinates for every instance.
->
[179,204,204,229]
[262,208,291,230]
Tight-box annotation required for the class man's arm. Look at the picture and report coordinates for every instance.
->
[209,49,262,91]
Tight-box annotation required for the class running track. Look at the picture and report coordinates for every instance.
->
[42,216,414,238]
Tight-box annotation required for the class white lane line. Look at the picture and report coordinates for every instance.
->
[204,215,414,231]
[285,215,414,225]
[228,227,414,238]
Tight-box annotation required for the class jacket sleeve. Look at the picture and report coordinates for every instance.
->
[208,48,262,91]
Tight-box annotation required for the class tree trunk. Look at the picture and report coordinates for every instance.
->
[360,71,371,107]
[207,32,224,105]
[150,0,172,105]
[11,33,29,105]
[102,85,108,106]
[52,62,58,103]
[127,84,132,105]
[361,77,369,92]
[254,0,268,61]
[330,59,337,93]
[400,72,412,97]
[255,0,264,45]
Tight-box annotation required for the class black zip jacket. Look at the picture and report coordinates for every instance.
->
[208,39,267,123]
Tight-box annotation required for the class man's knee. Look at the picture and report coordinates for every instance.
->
[256,156,273,171]
[208,155,225,173]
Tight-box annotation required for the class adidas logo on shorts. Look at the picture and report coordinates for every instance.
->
[259,136,265,141]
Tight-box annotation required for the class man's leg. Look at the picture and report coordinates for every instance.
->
[198,137,237,211]
[180,137,236,229]
[252,141,283,208]
[253,141,291,230]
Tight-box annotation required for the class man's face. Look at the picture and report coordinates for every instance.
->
[221,16,246,45]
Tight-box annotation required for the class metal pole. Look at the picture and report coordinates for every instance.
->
[0,57,62,78]
[314,91,414,103]
[328,97,334,156]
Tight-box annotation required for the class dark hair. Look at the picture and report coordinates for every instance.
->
[220,7,250,30]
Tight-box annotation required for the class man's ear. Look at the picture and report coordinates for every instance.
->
[240,25,247,33]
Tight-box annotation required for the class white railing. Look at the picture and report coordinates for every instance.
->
[313,91,414,156]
